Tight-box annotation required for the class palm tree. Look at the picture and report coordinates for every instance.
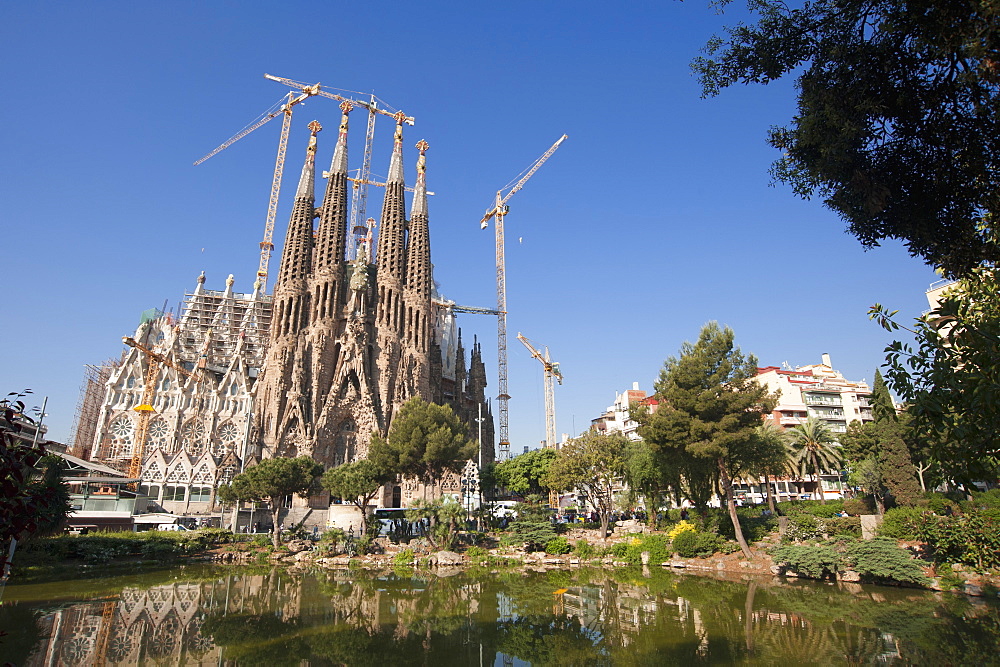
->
[785,417,843,504]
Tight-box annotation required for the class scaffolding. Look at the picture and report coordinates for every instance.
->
[177,288,273,372]
[69,358,120,459]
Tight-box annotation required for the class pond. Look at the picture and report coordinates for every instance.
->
[2,564,998,665]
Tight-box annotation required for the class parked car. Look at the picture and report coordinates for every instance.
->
[153,523,190,531]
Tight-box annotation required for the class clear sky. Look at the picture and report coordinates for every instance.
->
[3,1,937,451]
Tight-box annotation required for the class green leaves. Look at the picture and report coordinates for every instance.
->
[368,397,476,485]
[695,0,1000,275]
[222,456,323,504]
[494,448,555,497]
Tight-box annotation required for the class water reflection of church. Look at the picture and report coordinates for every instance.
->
[26,573,301,665]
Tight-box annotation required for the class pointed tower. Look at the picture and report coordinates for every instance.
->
[373,113,409,422]
[400,139,434,399]
[309,103,352,419]
[254,121,322,458]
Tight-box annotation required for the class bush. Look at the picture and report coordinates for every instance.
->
[573,539,597,559]
[771,544,841,579]
[845,538,929,586]
[915,511,1000,571]
[465,546,488,561]
[842,498,872,516]
[672,530,700,558]
[605,542,629,559]
[393,548,415,566]
[925,492,960,516]
[667,520,697,540]
[545,537,571,555]
[693,532,724,557]
[879,507,924,540]
[623,534,672,564]
[824,516,861,538]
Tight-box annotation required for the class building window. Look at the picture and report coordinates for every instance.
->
[139,484,161,500]
[163,485,187,502]
[190,486,212,502]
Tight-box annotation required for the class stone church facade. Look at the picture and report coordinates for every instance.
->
[88,103,494,513]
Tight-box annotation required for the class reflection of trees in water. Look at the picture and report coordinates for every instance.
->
[11,565,1000,665]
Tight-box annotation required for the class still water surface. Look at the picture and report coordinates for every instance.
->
[2,564,998,665]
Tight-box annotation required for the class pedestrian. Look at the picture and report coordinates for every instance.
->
[680,508,689,521]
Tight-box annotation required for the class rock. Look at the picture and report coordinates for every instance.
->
[543,558,564,565]
[430,550,464,567]
[669,560,687,568]
[839,570,861,582]
[769,565,784,575]
[964,584,983,596]
[285,539,313,554]
[294,551,312,562]
[640,551,651,566]
[569,558,580,565]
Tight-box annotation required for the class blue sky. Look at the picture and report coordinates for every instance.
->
[3,1,937,450]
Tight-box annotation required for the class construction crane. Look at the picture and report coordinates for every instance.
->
[431,297,501,316]
[516,333,563,450]
[194,86,319,294]
[479,135,567,461]
[122,336,204,483]
[264,74,414,260]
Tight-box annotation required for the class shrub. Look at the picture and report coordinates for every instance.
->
[925,492,960,516]
[465,546,488,561]
[545,536,571,555]
[771,544,841,579]
[393,548,415,566]
[842,498,871,516]
[605,542,629,559]
[824,516,861,538]
[915,511,1000,571]
[573,539,597,559]
[845,538,929,586]
[693,532,724,557]
[879,507,924,540]
[624,534,672,564]
[667,520,697,540]
[783,514,823,542]
[804,501,845,519]
[672,530,700,558]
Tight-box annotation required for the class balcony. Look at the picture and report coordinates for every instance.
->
[804,393,842,407]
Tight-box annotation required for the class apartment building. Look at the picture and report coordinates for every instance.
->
[755,354,874,435]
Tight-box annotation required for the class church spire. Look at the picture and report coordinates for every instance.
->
[406,140,432,299]
[375,112,408,286]
[315,102,351,273]
[275,121,321,293]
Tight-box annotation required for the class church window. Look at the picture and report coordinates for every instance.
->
[190,486,212,502]
[181,419,207,457]
[147,418,171,452]
[126,375,136,389]
[108,414,134,459]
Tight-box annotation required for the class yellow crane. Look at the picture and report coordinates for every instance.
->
[479,135,567,461]
[516,333,563,450]
[122,336,204,483]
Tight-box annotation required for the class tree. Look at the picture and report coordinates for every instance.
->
[542,430,628,538]
[494,447,555,497]
[870,370,896,424]
[321,460,391,537]
[637,322,776,557]
[218,456,323,547]
[748,422,789,514]
[623,440,670,528]
[694,1,1000,276]
[1,390,71,579]
[368,397,477,492]
[785,417,843,504]
[871,266,1000,484]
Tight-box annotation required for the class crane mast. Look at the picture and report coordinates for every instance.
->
[517,333,563,450]
[479,135,567,461]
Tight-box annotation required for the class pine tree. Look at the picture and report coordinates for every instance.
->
[638,323,776,558]
[871,370,896,424]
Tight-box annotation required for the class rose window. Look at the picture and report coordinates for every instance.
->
[181,420,207,457]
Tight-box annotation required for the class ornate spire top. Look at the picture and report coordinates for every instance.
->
[197,271,206,284]
[387,114,405,184]
[295,121,321,199]
[412,140,429,217]
[327,103,351,176]
[194,270,206,295]
[225,273,235,289]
